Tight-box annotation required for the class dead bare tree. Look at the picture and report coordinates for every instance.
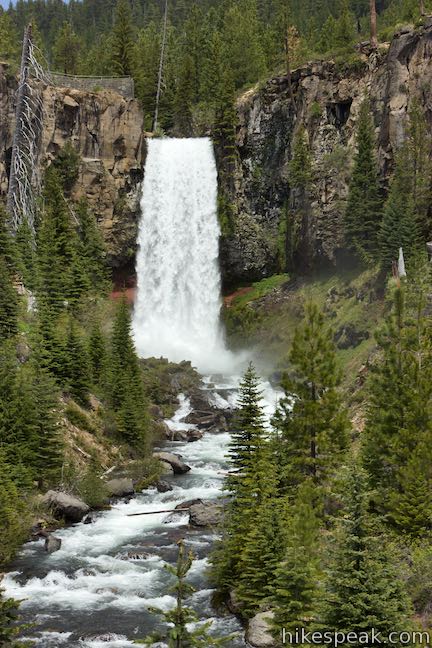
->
[153,0,168,133]
[370,0,378,49]
[283,10,297,111]
[7,24,51,236]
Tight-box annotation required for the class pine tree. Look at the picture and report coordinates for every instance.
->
[53,21,81,74]
[15,220,38,292]
[273,303,349,486]
[0,256,18,343]
[173,51,194,136]
[362,281,432,521]
[0,205,16,272]
[0,451,29,566]
[0,12,20,63]
[407,100,432,238]
[271,481,322,641]
[141,540,235,646]
[109,297,149,448]
[111,0,134,76]
[0,588,26,647]
[379,145,420,271]
[63,318,91,406]
[323,465,413,644]
[88,320,107,386]
[345,99,382,260]
[76,199,109,292]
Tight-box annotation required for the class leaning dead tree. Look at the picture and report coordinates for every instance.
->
[6,24,51,236]
[370,0,378,50]
[153,0,168,133]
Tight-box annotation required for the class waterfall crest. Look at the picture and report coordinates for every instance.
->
[132,138,234,373]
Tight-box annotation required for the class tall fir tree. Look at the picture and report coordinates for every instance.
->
[273,303,349,486]
[111,0,134,76]
[323,465,413,644]
[345,99,382,260]
[379,145,420,270]
[53,21,81,74]
[271,481,322,641]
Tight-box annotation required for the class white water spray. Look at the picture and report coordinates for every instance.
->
[132,138,235,373]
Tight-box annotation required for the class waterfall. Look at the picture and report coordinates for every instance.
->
[132,138,234,373]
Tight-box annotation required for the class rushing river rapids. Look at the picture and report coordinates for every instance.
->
[4,139,281,645]
[4,377,280,646]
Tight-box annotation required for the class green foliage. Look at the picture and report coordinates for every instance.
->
[63,317,91,406]
[362,278,432,534]
[51,142,80,192]
[273,302,350,486]
[76,199,109,293]
[345,99,382,261]
[289,127,312,190]
[271,481,322,640]
[139,540,235,646]
[0,255,18,342]
[0,587,28,647]
[0,12,20,64]
[379,145,421,270]
[323,464,413,643]
[109,297,150,449]
[111,0,134,76]
[0,452,30,566]
[75,456,109,508]
[53,21,81,74]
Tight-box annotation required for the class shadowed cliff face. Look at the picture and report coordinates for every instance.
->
[220,20,432,286]
[0,62,145,269]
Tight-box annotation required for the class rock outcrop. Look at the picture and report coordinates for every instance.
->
[0,62,145,269]
[220,20,432,284]
[189,500,224,527]
[153,451,191,474]
[245,611,275,647]
[42,490,90,523]
[105,478,135,497]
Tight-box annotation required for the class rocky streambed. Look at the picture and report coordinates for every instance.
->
[4,375,281,648]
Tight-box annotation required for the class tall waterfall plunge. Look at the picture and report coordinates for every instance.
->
[132,138,235,373]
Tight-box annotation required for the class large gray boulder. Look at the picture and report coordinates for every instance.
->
[105,478,135,497]
[153,452,191,474]
[42,490,90,523]
[246,611,275,647]
[189,500,223,527]
[45,535,62,553]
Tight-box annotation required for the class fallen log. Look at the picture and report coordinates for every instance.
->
[127,507,190,517]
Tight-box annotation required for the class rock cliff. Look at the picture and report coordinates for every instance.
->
[0,62,145,268]
[221,20,432,285]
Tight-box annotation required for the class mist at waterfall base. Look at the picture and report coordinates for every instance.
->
[132,137,242,374]
[2,139,282,647]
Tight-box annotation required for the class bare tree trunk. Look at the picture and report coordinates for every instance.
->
[284,22,297,111]
[420,0,426,16]
[370,0,378,50]
[153,0,168,133]
[7,25,34,233]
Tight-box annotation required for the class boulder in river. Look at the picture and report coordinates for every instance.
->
[246,611,275,647]
[153,451,191,474]
[42,490,90,523]
[105,478,135,497]
[189,500,224,527]
[155,480,173,493]
[187,429,203,442]
[45,535,62,553]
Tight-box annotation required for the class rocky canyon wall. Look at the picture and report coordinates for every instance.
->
[221,20,432,285]
[0,62,145,268]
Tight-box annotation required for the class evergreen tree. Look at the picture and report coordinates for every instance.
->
[221,0,266,89]
[15,220,38,292]
[173,52,194,136]
[273,303,349,486]
[53,21,81,74]
[76,199,109,292]
[323,465,413,644]
[141,540,234,646]
[0,451,29,566]
[63,317,91,406]
[379,145,420,270]
[110,297,149,448]
[0,12,20,63]
[345,99,382,260]
[111,0,134,76]
[0,205,16,272]
[88,319,107,386]
[362,279,432,528]
[0,256,18,343]
[0,588,26,647]
[271,481,322,641]
[407,100,432,238]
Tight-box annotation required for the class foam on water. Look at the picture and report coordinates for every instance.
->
[132,138,240,374]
